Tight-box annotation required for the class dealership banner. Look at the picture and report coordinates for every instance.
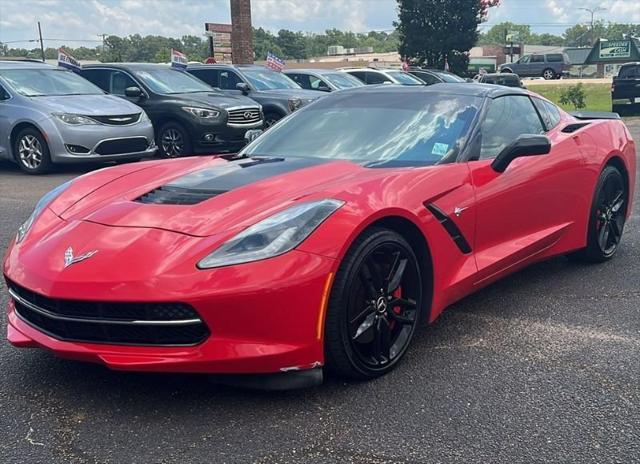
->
[58,48,81,71]
[599,40,631,59]
[171,49,188,69]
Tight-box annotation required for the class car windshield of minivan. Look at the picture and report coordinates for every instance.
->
[0,69,104,97]
[386,71,425,85]
[241,68,300,90]
[323,73,364,89]
[133,68,214,94]
[242,92,480,167]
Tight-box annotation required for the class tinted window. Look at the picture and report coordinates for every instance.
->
[546,54,564,62]
[387,71,424,85]
[530,55,545,63]
[79,69,110,91]
[218,70,243,90]
[437,72,466,83]
[240,68,299,90]
[480,95,544,159]
[133,68,213,94]
[348,71,367,82]
[532,99,562,131]
[286,73,310,89]
[0,84,9,100]
[518,55,531,64]
[619,65,639,78]
[323,73,363,89]
[188,69,218,87]
[411,71,440,85]
[366,72,391,84]
[243,92,481,167]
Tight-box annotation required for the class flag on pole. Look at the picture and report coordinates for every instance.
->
[266,52,285,72]
[171,49,188,69]
[58,48,81,72]
[444,57,450,72]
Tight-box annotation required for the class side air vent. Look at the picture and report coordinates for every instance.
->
[561,122,590,133]
[425,203,472,254]
[136,186,226,205]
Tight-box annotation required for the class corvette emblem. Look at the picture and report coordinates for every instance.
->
[64,247,98,268]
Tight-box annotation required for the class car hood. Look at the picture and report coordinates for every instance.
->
[169,92,259,109]
[54,156,374,237]
[32,94,143,115]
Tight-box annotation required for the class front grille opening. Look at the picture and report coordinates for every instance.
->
[227,108,262,125]
[8,281,209,346]
[135,185,226,205]
[95,137,149,155]
[89,113,141,125]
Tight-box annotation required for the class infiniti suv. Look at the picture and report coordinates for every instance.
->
[0,61,156,174]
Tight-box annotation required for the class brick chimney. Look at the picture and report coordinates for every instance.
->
[230,0,254,64]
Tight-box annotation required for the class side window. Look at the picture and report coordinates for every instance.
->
[308,75,325,90]
[0,84,10,100]
[288,74,311,89]
[189,69,218,87]
[546,54,563,62]
[531,98,562,131]
[218,70,242,90]
[79,69,110,92]
[110,71,137,96]
[518,55,531,64]
[416,72,439,85]
[479,96,545,159]
[366,72,390,84]
[531,55,545,63]
[348,71,367,83]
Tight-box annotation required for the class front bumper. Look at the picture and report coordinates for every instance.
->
[45,118,157,163]
[4,221,336,374]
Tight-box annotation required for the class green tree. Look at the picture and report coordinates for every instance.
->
[395,0,498,73]
[479,22,532,45]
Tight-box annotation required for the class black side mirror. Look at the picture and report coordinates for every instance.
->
[236,82,250,95]
[125,86,143,98]
[491,134,551,173]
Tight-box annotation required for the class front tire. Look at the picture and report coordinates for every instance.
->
[264,112,282,129]
[14,127,52,174]
[325,228,423,380]
[571,165,627,262]
[157,122,191,158]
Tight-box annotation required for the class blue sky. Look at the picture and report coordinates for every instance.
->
[0,0,639,49]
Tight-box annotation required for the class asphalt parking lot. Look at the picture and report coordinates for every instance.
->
[1,121,639,464]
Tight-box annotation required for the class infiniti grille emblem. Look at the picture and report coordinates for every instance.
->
[243,111,253,119]
[64,247,98,268]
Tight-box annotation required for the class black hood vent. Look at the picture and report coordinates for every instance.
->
[135,156,328,206]
[136,186,226,205]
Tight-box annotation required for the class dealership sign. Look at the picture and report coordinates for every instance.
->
[599,40,631,59]
[171,49,188,69]
[58,48,81,71]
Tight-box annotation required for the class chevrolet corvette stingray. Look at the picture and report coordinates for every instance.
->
[3,84,636,389]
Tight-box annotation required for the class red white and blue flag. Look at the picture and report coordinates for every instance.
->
[266,52,285,72]
[58,48,81,72]
[171,49,188,69]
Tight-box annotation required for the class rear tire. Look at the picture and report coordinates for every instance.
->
[569,165,627,263]
[13,127,52,175]
[325,228,423,380]
[542,68,556,80]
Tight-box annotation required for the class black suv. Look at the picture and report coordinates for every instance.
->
[612,62,640,115]
[187,64,321,127]
[80,64,263,157]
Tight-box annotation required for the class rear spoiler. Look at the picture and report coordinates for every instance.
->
[570,111,621,120]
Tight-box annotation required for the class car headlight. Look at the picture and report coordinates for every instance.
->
[16,180,73,244]
[181,107,220,119]
[53,113,97,125]
[139,111,150,123]
[198,199,344,269]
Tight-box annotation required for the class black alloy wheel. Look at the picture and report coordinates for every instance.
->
[263,112,282,129]
[325,228,423,380]
[571,165,627,262]
[158,122,191,158]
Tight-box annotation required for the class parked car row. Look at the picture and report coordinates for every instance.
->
[1,60,489,174]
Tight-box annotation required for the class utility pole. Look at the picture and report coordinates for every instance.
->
[97,33,107,58]
[37,21,45,62]
[579,7,606,46]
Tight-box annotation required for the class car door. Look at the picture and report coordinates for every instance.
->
[0,83,12,159]
[529,54,546,77]
[511,55,529,76]
[466,94,588,282]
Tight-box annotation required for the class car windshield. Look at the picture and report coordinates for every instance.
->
[437,72,465,83]
[242,91,480,167]
[0,69,104,97]
[323,73,364,89]
[387,71,425,85]
[133,68,214,94]
[241,68,300,90]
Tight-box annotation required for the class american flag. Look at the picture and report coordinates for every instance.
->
[266,52,285,72]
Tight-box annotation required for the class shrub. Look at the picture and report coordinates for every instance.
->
[559,83,586,110]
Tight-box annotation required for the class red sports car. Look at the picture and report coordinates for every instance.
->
[3,85,636,389]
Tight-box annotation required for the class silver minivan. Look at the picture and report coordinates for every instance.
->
[0,61,156,174]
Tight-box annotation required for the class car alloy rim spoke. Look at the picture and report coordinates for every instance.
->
[162,129,183,157]
[598,222,610,251]
[349,304,375,325]
[388,310,415,325]
[353,312,376,341]
[371,317,391,364]
[386,256,407,294]
[19,136,42,168]
[359,266,379,299]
